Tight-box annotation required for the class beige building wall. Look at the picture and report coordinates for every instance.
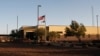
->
[20,26,35,38]
[38,25,45,28]
[20,25,100,36]
[19,25,100,41]
[85,26,100,35]
[49,25,66,35]
[49,25,100,35]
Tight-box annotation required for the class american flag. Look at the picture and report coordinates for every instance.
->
[38,15,45,21]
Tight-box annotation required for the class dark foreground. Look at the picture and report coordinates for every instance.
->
[0,43,99,56]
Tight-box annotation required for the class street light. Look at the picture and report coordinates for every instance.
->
[7,24,8,34]
[17,16,18,30]
[91,6,94,26]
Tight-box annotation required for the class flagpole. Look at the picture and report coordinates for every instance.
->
[37,5,41,28]
[37,5,41,42]
[37,5,39,28]
[44,15,47,41]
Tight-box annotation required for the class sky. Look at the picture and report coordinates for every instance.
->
[0,0,100,34]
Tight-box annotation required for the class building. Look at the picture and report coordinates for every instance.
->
[19,26,36,39]
[49,25,66,35]
[0,34,12,42]
[19,25,100,42]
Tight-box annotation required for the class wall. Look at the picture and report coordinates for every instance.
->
[49,25,100,35]
[49,25,66,35]
[85,26,100,35]
[19,25,100,41]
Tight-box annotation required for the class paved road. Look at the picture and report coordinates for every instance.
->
[0,42,99,56]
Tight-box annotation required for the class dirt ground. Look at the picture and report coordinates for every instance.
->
[0,42,99,56]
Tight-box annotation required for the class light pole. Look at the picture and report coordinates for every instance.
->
[96,15,99,40]
[7,24,8,34]
[17,16,18,30]
[91,6,94,26]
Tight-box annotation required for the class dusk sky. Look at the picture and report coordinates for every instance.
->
[0,0,100,34]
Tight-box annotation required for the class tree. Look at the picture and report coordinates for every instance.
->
[47,31,60,41]
[35,28,47,41]
[65,27,74,36]
[10,29,18,39]
[65,20,86,42]
[10,29,23,40]
[70,20,79,31]
[78,23,86,37]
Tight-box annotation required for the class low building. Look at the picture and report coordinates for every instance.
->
[0,34,12,42]
[19,26,36,39]
[19,25,100,42]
